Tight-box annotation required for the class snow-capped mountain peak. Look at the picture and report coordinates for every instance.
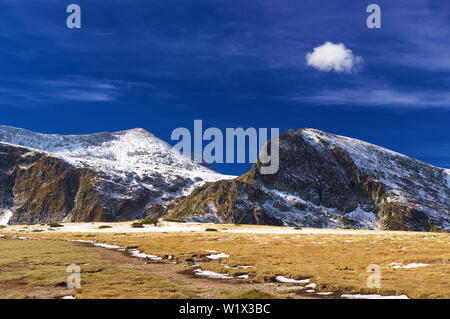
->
[0,125,228,180]
[0,126,233,224]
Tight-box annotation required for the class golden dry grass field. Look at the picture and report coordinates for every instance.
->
[0,221,449,299]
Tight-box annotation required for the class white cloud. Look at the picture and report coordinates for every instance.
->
[306,42,363,73]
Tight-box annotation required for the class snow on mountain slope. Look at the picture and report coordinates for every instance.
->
[167,128,450,231]
[0,209,13,225]
[0,126,228,183]
[0,126,233,224]
[299,129,449,218]
[301,128,438,188]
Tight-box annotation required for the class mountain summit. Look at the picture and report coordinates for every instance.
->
[0,126,231,224]
[166,128,450,231]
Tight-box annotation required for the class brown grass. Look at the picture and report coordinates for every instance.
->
[1,225,449,299]
[0,239,193,299]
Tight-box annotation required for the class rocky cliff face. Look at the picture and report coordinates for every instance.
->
[0,126,231,224]
[166,129,450,231]
[0,143,103,223]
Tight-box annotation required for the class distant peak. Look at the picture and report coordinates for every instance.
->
[116,127,153,135]
[298,128,328,135]
[128,128,148,133]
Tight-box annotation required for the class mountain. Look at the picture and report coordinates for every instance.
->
[166,128,450,232]
[0,126,232,224]
[1,126,448,231]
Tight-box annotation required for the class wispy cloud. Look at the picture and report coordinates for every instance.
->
[40,76,121,102]
[0,75,154,106]
[56,90,116,102]
[292,87,450,109]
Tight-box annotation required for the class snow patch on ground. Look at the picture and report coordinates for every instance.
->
[223,265,253,269]
[275,276,310,284]
[129,249,162,260]
[69,239,95,244]
[194,269,233,279]
[194,268,250,280]
[43,221,206,233]
[0,209,13,225]
[317,292,334,296]
[403,263,429,269]
[391,262,429,269]
[206,253,230,260]
[93,243,122,250]
[69,239,163,261]
[342,294,409,299]
[221,227,395,235]
[4,221,424,235]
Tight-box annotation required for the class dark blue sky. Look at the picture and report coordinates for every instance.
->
[1,0,449,175]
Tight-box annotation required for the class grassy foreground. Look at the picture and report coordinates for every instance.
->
[1,223,449,299]
[0,239,195,299]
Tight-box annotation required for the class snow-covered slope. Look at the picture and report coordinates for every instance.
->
[0,125,228,184]
[167,128,450,231]
[0,126,233,224]
[299,129,450,225]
